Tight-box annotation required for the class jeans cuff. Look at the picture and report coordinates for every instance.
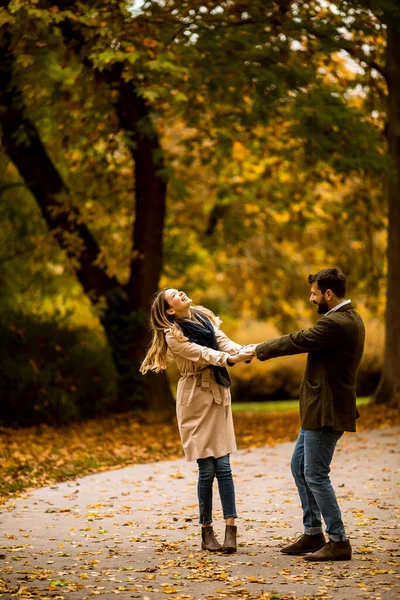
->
[305,526,323,535]
[328,534,347,542]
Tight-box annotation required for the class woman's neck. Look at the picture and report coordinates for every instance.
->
[176,308,192,320]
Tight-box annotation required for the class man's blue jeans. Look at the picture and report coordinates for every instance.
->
[291,428,346,542]
[197,454,238,524]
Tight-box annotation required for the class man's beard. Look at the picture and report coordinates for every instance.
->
[317,302,329,314]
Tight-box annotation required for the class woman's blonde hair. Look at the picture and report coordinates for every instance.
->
[139,289,221,374]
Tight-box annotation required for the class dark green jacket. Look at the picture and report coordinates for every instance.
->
[256,303,365,432]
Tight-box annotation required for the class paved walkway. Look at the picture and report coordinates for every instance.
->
[1,427,399,600]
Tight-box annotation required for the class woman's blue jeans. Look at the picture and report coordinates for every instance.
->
[291,428,347,542]
[196,454,238,524]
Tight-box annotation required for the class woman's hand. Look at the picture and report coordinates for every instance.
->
[228,347,255,364]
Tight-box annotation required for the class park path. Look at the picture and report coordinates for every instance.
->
[0,426,399,600]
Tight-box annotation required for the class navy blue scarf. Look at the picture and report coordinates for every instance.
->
[178,313,231,389]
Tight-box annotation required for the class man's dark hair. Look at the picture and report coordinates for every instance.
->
[308,268,347,298]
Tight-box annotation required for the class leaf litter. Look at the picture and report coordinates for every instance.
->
[0,404,399,599]
[0,403,398,503]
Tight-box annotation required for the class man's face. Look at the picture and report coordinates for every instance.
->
[310,282,329,314]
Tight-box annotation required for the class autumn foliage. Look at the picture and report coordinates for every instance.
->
[1,0,399,415]
[1,402,398,505]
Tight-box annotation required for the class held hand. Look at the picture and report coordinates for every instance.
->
[229,348,255,364]
[243,343,257,355]
[242,343,257,363]
[242,343,256,363]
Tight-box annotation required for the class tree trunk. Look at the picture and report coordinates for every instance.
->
[0,25,174,414]
[109,81,174,412]
[374,16,400,409]
[89,69,173,413]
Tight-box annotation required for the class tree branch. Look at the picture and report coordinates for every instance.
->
[0,182,28,196]
[300,21,387,81]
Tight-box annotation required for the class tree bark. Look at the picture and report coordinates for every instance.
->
[0,25,173,414]
[107,80,172,412]
[373,16,400,409]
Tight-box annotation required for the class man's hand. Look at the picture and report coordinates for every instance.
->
[243,344,257,355]
[229,347,255,365]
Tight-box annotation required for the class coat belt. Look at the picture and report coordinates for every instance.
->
[188,368,211,389]
[185,369,225,405]
[200,368,211,389]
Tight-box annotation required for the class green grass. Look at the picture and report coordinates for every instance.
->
[232,397,371,412]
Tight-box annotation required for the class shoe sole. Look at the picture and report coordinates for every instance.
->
[280,547,325,555]
[304,555,352,562]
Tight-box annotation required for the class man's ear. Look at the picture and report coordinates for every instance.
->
[325,289,333,300]
[166,308,175,315]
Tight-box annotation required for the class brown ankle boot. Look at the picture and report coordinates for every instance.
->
[304,539,352,561]
[201,526,222,552]
[280,533,326,555]
[222,525,237,553]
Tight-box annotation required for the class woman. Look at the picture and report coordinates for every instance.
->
[140,288,253,553]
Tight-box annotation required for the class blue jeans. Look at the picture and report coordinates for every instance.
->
[291,428,346,542]
[197,454,238,524]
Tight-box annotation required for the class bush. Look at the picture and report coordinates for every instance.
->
[0,311,117,426]
[231,354,305,402]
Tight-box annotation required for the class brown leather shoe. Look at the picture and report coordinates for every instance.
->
[201,526,222,552]
[304,539,352,561]
[280,533,326,555]
[222,525,237,554]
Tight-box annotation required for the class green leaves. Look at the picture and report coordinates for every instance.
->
[289,84,388,175]
[92,48,140,69]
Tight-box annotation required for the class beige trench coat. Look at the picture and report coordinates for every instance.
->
[166,327,242,462]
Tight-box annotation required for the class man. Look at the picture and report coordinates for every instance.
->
[256,268,365,561]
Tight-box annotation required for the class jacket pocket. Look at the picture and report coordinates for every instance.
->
[178,378,196,406]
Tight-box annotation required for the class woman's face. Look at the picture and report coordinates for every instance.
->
[165,289,192,316]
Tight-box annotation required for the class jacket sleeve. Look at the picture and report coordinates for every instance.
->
[256,317,340,361]
[166,331,232,367]
[214,328,243,354]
